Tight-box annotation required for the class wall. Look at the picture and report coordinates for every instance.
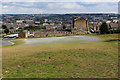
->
[34,30,88,37]
[18,33,25,38]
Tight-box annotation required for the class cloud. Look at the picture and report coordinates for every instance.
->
[2,4,44,14]
[2,2,35,8]
[2,5,8,8]
[2,0,120,2]
[1,2,118,14]
[46,3,84,10]
[79,2,118,13]
[62,3,83,9]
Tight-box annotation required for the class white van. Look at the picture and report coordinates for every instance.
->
[4,34,19,38]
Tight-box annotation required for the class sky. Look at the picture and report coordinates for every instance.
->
[1,0,119,2]
[1,1,119,14]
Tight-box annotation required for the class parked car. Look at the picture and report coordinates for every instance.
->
[28,34,34,37]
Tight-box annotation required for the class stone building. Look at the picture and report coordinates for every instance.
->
[73,16,89,32]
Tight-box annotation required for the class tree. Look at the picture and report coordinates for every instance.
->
[18,27,22,30]
[63,25,66,29]
[24,25,46,31]
[40,26,46,29]
[10,27,14,29]
[100,22,109,34]
[2,25,7,29]
[4,28,9,34]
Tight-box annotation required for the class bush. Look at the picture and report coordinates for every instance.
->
[110,29,120,34]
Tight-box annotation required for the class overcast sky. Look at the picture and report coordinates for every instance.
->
[1,2,119,14]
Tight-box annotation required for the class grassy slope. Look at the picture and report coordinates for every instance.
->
[2,34,119,78]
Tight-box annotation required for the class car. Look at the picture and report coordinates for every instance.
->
[28,34,34,37]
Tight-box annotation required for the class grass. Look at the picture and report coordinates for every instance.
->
[11,40,25,46]
[2,34,119,78]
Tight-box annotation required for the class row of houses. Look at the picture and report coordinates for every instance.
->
[3,16,119,38]
[89,20,119,33]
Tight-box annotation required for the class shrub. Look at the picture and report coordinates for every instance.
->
[110,29,120,34]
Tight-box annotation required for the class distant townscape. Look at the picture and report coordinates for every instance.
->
[0,13,119,38]
[1,1,120,78]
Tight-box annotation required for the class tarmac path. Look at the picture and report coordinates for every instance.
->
[1,36,100,46]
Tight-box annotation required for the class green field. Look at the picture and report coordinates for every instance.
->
[2,34,119,78]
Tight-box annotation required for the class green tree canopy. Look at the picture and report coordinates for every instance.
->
[24,25,46,31]
[100,22,109,34]
[10,27,14,29]
[2,25,7,29]
[4,28,9,34]
[63,25,66,29]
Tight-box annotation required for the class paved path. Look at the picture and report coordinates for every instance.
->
[1,40,13,46]
[1,36,100,46]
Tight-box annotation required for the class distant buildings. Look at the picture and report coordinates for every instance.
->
[89,22,102,32]
[16,20,24,23]
[109,22,119,30]
[44,19,48,22]
[43,23,49,26]
[16,20,34,24]
[89,20,119,33]
[2,23,27,29]
[93,17,103,21]
[2,14,119,37]
[9,29,16,33]
[25,20,34,24]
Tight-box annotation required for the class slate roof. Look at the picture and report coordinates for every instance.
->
[109,23,119,29]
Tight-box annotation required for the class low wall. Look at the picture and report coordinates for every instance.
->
[34,31,88,37]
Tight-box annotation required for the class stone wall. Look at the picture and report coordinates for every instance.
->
[34,30,88,37]
[34,31,72,37]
